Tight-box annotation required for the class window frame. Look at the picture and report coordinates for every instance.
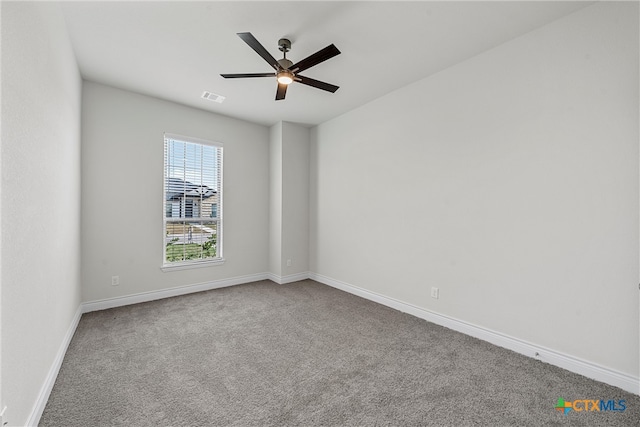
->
[161,133,224,271]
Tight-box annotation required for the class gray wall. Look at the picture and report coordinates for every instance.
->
[81,82,270,302]
[269,123,283,276]
[1,2,82,425]
[281,122,310,278]
[269,122,310,282]
[310,2,639,377]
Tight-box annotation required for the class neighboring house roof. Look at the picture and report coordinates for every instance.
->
[166,177,217,201]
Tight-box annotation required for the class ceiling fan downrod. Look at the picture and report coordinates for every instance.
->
[277,38,294,71]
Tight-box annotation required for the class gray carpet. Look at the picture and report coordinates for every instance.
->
[41,279,639,426]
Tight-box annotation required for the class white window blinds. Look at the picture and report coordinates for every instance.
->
[163,133,223,266]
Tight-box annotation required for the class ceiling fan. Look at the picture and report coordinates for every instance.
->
[221,32,341,101]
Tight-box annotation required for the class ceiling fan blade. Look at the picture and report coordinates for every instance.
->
[296,75,339,93]
[290,44,341,73]
[237,32,280,71]
[275,82,288,100]
[220,72,275,79]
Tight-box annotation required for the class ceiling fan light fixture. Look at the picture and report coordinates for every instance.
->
[277,70,294,85]
[221,33,340,100]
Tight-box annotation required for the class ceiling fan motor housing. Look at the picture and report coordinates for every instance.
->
[278,38,291,53]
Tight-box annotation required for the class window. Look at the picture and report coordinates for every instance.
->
[163,133,223,268]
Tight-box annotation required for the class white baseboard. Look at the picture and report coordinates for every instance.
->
[26,305,83,427]
[267,271,310,285]
[309,272,640,396]
[82,272,270,313]
[26,270,638,427]
[28,273,272,425]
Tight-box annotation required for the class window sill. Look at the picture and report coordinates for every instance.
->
[161,258,225,272]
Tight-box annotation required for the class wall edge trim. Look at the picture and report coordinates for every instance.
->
[82,273,270,313]
[267,271,311,284]
[309,272,640,395]
[26,305,83,426]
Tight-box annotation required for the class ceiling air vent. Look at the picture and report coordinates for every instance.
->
[201,91,225,103]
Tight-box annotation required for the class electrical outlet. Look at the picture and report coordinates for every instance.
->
[286,259,292,267]
[431,287,439,299]
[111,276,120,286]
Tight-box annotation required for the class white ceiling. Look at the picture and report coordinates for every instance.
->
[59,1,594,127]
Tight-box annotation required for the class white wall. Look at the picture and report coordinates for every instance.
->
[81,82,270,302]
[310,2,639,377]
[281,122,310,277]
[269,122,310,281]
[269,123,283,276]
[1,2,82,425]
